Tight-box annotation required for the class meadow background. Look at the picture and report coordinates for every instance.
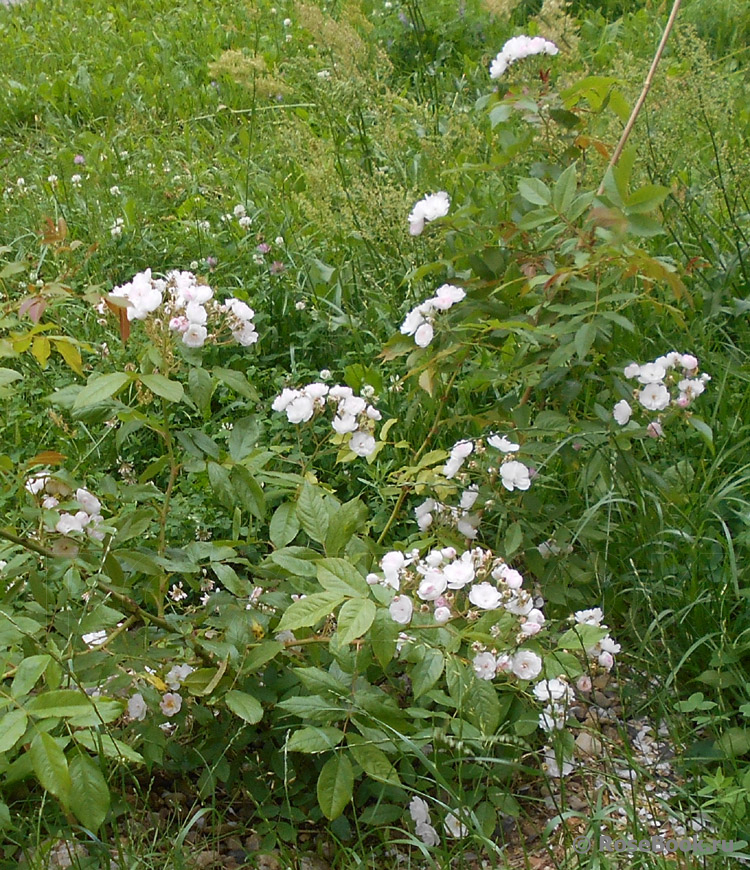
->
[0,0,750,867]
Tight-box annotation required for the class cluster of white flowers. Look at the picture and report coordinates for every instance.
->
[126,663,193,721]
[409,796,468,846]
[613,352,710,432]
[400,284,465,348]
[272,383,381,457]
[407,191,450,236]
[574,607,621,672]
[374,547,543,646]
[415,486,480,538]
[489,34,559,79]
[443,433,532,491]
[221,203,253,230]
[105,269,258,349]
[26,475,106,541]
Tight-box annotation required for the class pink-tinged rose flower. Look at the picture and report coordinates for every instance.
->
[473,651,496,681]
[468,582,503,610]
[389,595,413,625]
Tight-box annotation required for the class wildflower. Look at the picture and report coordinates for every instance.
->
[487,434,519,453]
[76,488,101,515]
[576,675,592,692]
[275,236,284,245]
[110,217,124,238]
[389,595,413,625]
[533,678,572,703]
[71,174,82,187]
[408,191,450,236]
[159,692,182,717]
[16,177,26,188]
[109,269,164,321]
[443,439,473,479]
[109,185,121,195]
[182,324,208,348]
[510,649,543,680]
[56,512,89,535]
[647,421,664,439]
[48,175,58,186]
[74,154,85,165]
[613,399,632,425]
[574,607,603,626]
[434,605,451,623]
[26,473,50,495]
[500,460,531,491]
[468,582,503,610]
[543,746,575,778]
[319,369,332,381]
[233,204,246,218]
[473,651,497,680]
[445,813,468,838]
[638,383,670,411]
[128,693,147,721]
[489,35,559,79]
[349,431,376,457]
[270,260,285,275]
[238,215,253,229]
[169,582,187,602]
[636,363,666,385]
[165,664,194,690]
[417,572,448,601]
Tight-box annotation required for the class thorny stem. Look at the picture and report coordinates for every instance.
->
[597,0,683,197]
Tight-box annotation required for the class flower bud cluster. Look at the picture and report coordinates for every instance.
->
[272,383,382,457]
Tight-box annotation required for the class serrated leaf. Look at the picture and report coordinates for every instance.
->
[276,592,343,633]
[53,339,83,376]
[336,598,376,645]
[26,690,94,718]
[224,690,263,724]
[317,754,353,820]
[70,755,109,830]
[269,502,300,548]
[317,559,370,598]
[287,726,344,753]
[73,372,130,410]
[325,498,366,557]
[296,484,329,544]
[30,733,71,808]
[31,337,51,368]
[267,546,318,577]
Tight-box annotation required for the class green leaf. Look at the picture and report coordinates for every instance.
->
[211,562,251,596]
[557,625,607,651]
[231,466,266,520]
[140,373,184,403]
[346,734,400,785]
[0,710,28,752]
[208,462,235,508]
[296,484,329,544]
[552,164,578,213]
[188,366,214,417]
[0,368,22,386]
[228,416,260,462]
[213,367,258,401]
[73,372,131,410]
[317,754,353,820]
[624,183,670,214]
[72,730,144,764]
[370,608,399,670]
[518,177,551,206]
[244,641,283,672]
[325,498,366,557]
[11,654,51,698]
[224,690,263,724]
[574,322,597,360]
[267,546,318,577]
[30,733,71,808]
[336,599,376,645]
[411,649,445,698]
[287,726,344,753]
[70,754,109,830]
[317,559,370,598]
[687,416,714,450]
[26,690,94,718]
[504,522,523,557]
[269,502,300,549]
[275,592,344,633]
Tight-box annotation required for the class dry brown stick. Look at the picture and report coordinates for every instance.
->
[597,0,683,197]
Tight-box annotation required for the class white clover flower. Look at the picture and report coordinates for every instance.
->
[500,460,531,492]
[109,185,121,195]
[159,692,182,717]
[408,191,450,236]
[238,215,253,229]
[638,383,670,411]
[613,399,632,426]
[489,35,559,79]
[473,651,497,681]
[128,693,147,721]
[389,595,413,625]
[510,649,543,680]
[233,204,246,218]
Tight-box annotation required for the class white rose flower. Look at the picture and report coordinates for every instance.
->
[472,651,497,681]
[286,395,315,424]
[159,692,182,717]
[613,399,632,426]
[575,607,603,626]
[434,606,451,624]
[349,431,376,457]
[638,383,670,411]
[623,362,641,379]
[389,595,413,625]
[408,191,450,236]
[414,322,434,348]
[182,323,208,348]
[468,582,503,610]
[533,678,571,703]
[487,434,519,453]
[128,693,147,721]
[500,460,531,492]
[510,649,543,680]
[417,571,448,601]
[444,813,468,838]
[543,746,575,778]
[636,362,667,384]
[75,488,101,515]
[409,796,430,825]
[443,560,474,589]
